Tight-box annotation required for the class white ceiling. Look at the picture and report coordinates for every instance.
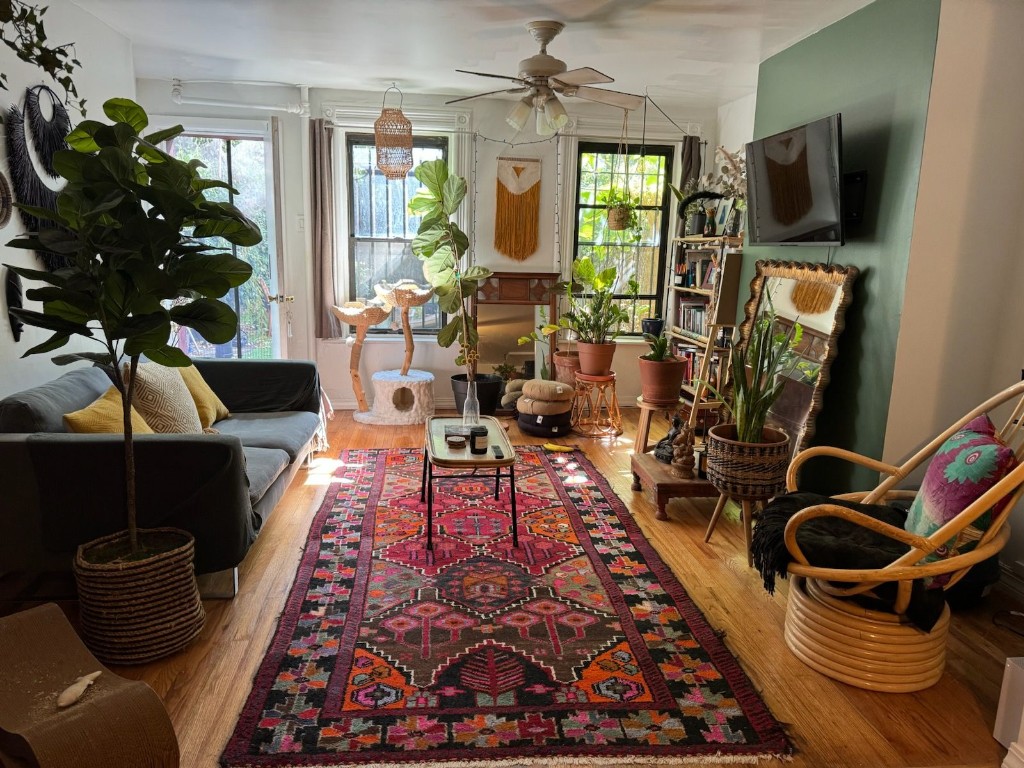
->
[72,0,874,110]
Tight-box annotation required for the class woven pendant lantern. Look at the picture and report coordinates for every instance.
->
[374,84,414,179]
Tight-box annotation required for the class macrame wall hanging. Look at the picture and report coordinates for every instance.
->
[494,156,541,261]
[764,126,812,226]
[790,280,838,315]
[5,85,72,270]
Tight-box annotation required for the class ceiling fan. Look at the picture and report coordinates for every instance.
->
[445,20,645,136]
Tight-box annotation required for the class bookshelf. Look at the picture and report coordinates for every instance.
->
[630,236,744,517]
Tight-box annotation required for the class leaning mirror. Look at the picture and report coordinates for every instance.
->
[738,260,859,458]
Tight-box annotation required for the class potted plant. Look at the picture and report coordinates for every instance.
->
[4,98,260,664]
[533,256,630,377]
[407,159,495,421]
[598,186,642,243]
[638,332,686,406]
[704,302,801,501]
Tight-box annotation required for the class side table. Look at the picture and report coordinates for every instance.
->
[571,372,622,437]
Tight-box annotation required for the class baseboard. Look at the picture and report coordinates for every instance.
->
[1000,562,1024,603]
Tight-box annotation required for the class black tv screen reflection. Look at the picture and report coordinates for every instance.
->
[745,113,844,246]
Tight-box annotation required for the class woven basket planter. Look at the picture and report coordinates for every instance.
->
[74,527,205,665]
[607,206,630,231]
[706,423,790,501]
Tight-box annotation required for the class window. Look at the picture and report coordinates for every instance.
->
[166,131,279,359]
[573,142,674,333]
[346,134,448,332]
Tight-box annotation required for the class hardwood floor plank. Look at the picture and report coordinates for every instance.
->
[8,407,1018,767]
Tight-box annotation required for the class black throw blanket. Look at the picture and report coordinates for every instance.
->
[752,492,996,632]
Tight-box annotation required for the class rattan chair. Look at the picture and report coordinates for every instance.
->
[776,381,1024,692]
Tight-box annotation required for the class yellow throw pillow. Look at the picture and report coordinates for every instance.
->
[129,362,203,433]
[178,364,230,429]
[64,387,154,434]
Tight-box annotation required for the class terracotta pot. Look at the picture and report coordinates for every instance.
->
[638,357,686,406]
[576,341,616,376]
[74,527,205,665]
[553,350,581,385]
[705,423,790,501]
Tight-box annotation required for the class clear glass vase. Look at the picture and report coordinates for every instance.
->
[462,380,480,426]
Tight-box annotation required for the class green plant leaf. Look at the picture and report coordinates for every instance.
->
[9,307,90,336]
[143,125,184,145]
[102,97,148,133]
[7,265,67,286]
[435,285,463,314]
[51,149,90,182]
[143,345,191,367]
[52,351,116,367]
[462,265,492,281]
[408,190,438,215]
[119,312,172,355]
[411,225,446,258]
[441,174,467,216]
[170,299,238,344]
[437,316,461,348]
[414,160,448,200]
[65,120,106,152]
[23,332,69,356]
[192,208,263,247]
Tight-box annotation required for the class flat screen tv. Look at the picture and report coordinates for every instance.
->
[745,113,844,246]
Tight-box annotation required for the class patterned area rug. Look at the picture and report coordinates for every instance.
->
[222,448,792,767]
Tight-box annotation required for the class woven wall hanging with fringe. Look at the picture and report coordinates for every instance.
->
[494,156,541,261]
[373,84,413,179]
[764,127,812,226]
[5,86,72,271]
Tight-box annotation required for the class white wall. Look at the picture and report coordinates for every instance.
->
[883,0,1024,563]
[716,92,757,154]
[0,0,134,397]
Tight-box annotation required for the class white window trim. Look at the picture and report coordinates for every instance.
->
[322,103,471,326]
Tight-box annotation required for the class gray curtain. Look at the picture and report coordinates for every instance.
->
[310,118,341,339]
[680,135,702,188]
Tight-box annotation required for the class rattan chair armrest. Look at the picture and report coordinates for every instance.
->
[786,446,902,491]
[783,503,933,566]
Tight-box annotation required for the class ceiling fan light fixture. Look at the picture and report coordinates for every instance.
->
[374,84,413,179]
[543,96,568,131]
[536,107,557,137]
[506,96,534,132]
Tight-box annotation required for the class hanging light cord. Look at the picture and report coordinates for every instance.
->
[381,82,403,110]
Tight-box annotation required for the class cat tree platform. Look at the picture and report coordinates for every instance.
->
[352,369,435,425]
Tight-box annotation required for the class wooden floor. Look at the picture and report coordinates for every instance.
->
[22,409,1024,767]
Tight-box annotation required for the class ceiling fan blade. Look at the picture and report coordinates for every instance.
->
[553,67,613,87]
[445,87,529,105]
[567,85,645,111]
[455,69,529,86]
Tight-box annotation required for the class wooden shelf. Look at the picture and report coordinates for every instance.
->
[673,286,713,297]
[630,452,718,519]
[668,327,731,352]
[672,235,743,247]
[680,383,724,408]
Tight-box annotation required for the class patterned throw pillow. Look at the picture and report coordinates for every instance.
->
[904,414,1018,565]
[129,363,203,433]
[64,387,154,434]
[178,364,230,428]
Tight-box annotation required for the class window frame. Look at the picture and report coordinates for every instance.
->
[572,140,674,334]
[344,133,449,335]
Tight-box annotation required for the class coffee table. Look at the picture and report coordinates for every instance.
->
[421,416,517,550]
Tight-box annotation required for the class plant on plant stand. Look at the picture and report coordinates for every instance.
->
[638,332,686,406]
[704,300,802,503]
[535,256,630,377]
[4,98,261,664]
[408,159,494,423]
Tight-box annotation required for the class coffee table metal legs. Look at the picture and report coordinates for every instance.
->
[420,454,518,551]
[509,466,517,548]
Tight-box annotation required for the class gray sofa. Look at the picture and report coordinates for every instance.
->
[0,359,322,576]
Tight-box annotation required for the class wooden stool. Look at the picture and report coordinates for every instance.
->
[0,603,179,768]
[704,494,764,567]
[571,372,622,437]
[633,395,686,453]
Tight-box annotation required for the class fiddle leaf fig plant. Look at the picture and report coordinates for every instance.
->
[4,97,261,555]
[409,159,492,379]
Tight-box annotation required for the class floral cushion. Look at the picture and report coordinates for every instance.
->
[904,414,1018,566]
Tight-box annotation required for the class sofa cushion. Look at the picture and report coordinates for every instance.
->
[179,364,230,429]
[243,446,290,506]
[64,387,154,434]
[214,411,319,462]
[129,363,203,433]
[0,367,112,433]
[904,414,1018,565]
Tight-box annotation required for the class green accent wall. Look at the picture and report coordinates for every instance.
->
[745,0,941,491]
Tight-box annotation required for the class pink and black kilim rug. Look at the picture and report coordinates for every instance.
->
[222,447,792,767]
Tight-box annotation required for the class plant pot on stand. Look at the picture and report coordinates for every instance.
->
[638,357,686,406]
[576,341,616,376]
[553,349,581,385]
[74,528,205,665]
[704,423,790,567]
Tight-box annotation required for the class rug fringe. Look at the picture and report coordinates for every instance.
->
[225,753,793,768]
